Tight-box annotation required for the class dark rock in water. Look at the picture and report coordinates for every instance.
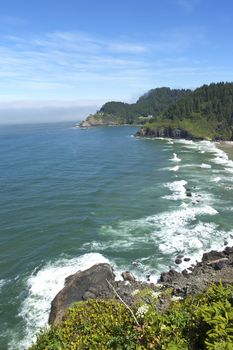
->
[184,257,191,262]
[122,271,136,282]
[224,240,228,246]
[175,258,182,265]
[186,191,192,197]
[176,254,184,259]
[49,263,115,324]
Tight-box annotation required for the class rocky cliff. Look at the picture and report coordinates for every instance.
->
[79,114,125,127]
[49,246,233,325]
[135,126,195,139]
[49,263,154,324]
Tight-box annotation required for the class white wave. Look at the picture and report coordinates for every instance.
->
[224,167,233,174]
[211,176,221,183]
[163,180,187,200]
[170,153,181,162]
[175,139,196,146]
[201,143,233,169]
[9,253,111,350]
[82,239,145,251]
[99,204,219,263]
[0,279,7,292]
[200,163,212,169]
[170,165,179,172]
[180,140,233,172]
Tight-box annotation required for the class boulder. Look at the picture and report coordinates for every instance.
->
[121,271,136,282]
[49,263,115,324]
[175,258,182,265]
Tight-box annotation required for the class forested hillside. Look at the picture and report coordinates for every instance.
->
[144,82,233,140]
[80,82,233,140]
[98,87,191,123]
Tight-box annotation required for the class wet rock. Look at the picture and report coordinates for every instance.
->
[122,271,136,283]
[49,263,115,324]
[159,247,233,296]
[184,257,191,262]
[224,246,233,255]
[176,254,184,259]
[175,258,182,265]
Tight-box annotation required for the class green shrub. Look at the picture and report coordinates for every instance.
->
[30,284,233,350]
[29,299,138,350]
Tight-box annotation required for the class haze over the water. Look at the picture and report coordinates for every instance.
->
[0,0,233,124]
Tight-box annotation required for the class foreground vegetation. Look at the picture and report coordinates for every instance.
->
[30,283,233,349]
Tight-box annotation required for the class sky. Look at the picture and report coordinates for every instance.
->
[0,0,233,124]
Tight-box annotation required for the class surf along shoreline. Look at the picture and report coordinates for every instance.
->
[14,130,233,349]
[48,135,233,323]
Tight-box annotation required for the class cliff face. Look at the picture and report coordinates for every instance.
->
[49,246,233,326]
[135,126,195,139]
[79,115,122,127]
[49,263,154,325]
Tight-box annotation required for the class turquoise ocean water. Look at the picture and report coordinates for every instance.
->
[0,122,233,349]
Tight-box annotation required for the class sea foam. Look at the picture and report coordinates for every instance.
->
[170,153,181,162]
[9,253,111,350]
[163,179,187,200]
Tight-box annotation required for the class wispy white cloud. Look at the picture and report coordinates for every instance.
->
[0,27,228,105]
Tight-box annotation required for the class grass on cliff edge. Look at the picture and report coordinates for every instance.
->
[29,283,233,350]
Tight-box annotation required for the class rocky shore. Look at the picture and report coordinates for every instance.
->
[49,246,233,325]
[135,126,195,139]
[79,117,119,127]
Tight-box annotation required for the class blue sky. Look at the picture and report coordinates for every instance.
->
[0,0,233,123]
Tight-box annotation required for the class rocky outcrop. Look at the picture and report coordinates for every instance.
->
[135,126,194,139]
[49,264,115,324]
[79,114,122,127]
[49,263,154,325]
[160,246,233,296]
[49,247,233,325]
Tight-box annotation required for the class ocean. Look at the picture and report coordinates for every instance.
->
[0,122,233,349]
